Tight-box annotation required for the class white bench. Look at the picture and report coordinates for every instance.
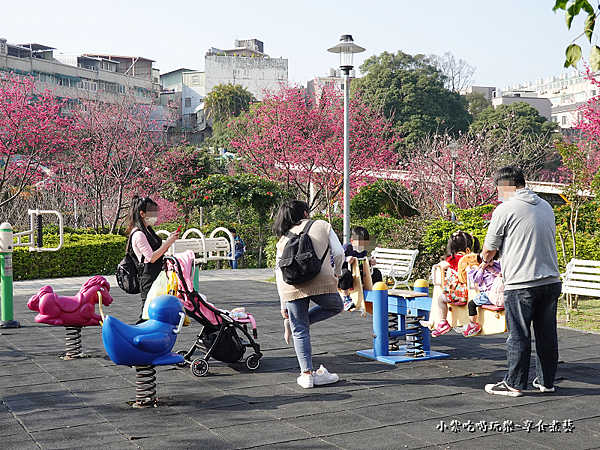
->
[156,227,235,265]
[371,248,419,290]
[561,258,600,298]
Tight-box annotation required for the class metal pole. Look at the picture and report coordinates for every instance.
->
[0,222,18,328]
[343,70,350,244]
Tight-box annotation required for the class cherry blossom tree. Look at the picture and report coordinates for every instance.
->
[51,92,176,232]
[0,74,79,215]
[228,84,398,215]
[401,128,556,219]
[553,70,600,313]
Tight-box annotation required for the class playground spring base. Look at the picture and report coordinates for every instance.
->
[356,282,449,365]
[357,347,449,364]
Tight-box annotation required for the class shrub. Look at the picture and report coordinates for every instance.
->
[13,233,126,280]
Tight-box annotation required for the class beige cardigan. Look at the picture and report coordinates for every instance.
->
[275,219,338,306]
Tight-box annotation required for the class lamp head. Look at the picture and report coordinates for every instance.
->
[327,34,365,74]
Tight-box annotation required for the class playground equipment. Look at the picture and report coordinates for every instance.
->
[427,263,506,335]
[1,210,64,328]
[27,276,113,359]
[357,280,449,364]
[102,294,186,407]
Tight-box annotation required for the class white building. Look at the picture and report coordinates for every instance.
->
[306,68,356,105]
[496,71,598,128]
[491,92,552,121]
[204,39,288,101]
[0,38,161,104]
[160,68,206,130]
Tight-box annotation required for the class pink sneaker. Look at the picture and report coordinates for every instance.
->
[432,321,452,337]
[463,323,481,337]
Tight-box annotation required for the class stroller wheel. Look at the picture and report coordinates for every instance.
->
[245,354,260,371]
[176,350,189,368]
[191,358,209,377]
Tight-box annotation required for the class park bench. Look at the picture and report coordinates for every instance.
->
[561,258,600,300]
[371,248,419,290]
[156,227,235,265]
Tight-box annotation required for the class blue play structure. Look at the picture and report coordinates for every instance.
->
[357,281,449,364]
[102,294,186,406]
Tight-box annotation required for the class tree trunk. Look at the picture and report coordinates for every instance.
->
[109,184,124,234]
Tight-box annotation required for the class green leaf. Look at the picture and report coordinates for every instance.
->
[585,12,596,41]
[566,1,583,28]
[553,0,569,11]
[581,0,595,15]
[565,44,582,68]
[590,45,600,70]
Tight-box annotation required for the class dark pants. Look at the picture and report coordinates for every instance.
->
[503,282,562,390]
[138,259,163,322]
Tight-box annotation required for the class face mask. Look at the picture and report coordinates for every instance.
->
[145,216,157,226]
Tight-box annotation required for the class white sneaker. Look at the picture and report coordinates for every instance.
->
[283,319,292,345]
[297,373,313,388]
[312,365,339,386]
[532,377,555,393]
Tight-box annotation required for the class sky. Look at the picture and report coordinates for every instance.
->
[0,1,593,89]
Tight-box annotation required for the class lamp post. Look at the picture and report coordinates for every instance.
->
[448,140,460,222]
[328,35,365,244]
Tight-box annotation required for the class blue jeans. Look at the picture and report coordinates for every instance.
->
[228,251,244,269]
[285,293,343,373]
[503,283,562,390]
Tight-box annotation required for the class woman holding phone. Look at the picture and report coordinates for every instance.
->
[125,196,179,323]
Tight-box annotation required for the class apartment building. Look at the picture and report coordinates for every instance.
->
[496,70,598,128]
[0,38,161,104]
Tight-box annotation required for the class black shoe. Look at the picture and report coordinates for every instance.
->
[484,381,522,397]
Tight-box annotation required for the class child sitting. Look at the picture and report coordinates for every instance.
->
[432,230,480,337]
[338,226,382,311]
[463,254,504,337]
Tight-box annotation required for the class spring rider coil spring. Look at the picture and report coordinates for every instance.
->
[63,326,83,360]
[388,313,400,351]
[404,315,425,358]
[134,365,157,407]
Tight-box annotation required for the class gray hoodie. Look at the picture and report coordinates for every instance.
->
[484,187,560,290]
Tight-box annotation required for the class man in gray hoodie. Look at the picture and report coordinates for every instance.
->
[481,166,562,397]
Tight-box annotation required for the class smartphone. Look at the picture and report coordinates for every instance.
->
[176,225,182,233]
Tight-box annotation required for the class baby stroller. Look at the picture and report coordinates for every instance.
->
[164,254,262,377]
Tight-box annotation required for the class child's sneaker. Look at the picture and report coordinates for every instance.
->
[297,373,313,388]
[432,320,452,337]
[532,377,555,393]
[343,296,355,312]
[312,365,339,386]
[463,323,482,337]
[283,318,292,345]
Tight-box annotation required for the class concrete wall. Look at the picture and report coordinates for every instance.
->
[205,55,288,100]
[491,96,552,121]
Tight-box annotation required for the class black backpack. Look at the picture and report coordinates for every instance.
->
[115,230,143,294]
[279,220,330,285]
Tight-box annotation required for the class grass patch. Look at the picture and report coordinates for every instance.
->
[558,297,600,333]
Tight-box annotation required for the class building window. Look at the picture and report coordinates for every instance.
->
[562,116,567,125]
[185,97,191,108]
[192,75,199,85]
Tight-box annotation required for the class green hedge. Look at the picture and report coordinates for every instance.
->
[13,234,126,280]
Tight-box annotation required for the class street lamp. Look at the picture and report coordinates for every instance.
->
[448,140,460,222]
[328,34,365,244]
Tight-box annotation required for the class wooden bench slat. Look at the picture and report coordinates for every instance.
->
[371,247,418,290]
[562,259,600,299]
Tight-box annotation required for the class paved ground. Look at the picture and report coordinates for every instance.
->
[1,269,600,449]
